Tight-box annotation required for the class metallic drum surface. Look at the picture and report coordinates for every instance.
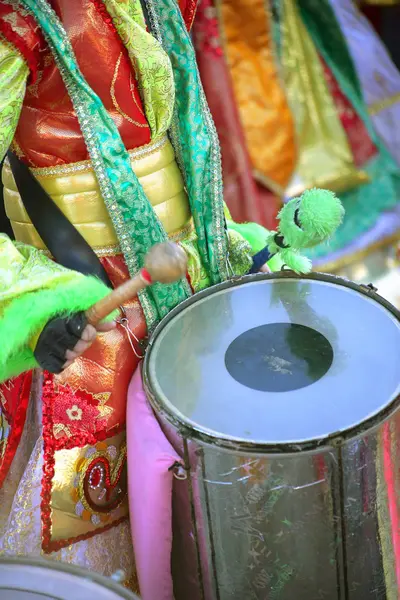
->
[0,558,139,599]
[144,273,400,600]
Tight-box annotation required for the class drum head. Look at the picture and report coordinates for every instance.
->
[146,275,400,447]
[0,558,138,599]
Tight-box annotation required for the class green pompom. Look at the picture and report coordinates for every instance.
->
[265,188,345,274]
[278,188,345,250]
[297,189,345,244]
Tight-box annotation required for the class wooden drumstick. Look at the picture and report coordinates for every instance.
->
[85,242,188,327]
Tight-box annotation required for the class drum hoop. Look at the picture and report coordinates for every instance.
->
[144,271,400,454]
[0,557,137,599]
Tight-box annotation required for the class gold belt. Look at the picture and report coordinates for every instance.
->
[2,136,193,255]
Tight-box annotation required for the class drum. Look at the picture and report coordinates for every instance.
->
[0,557,139,599]
[144,272,400,600]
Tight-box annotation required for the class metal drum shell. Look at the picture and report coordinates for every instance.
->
[144,272,400,600]
[0,557,139,599]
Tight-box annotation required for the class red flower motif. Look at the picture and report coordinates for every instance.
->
[52,384,108,439]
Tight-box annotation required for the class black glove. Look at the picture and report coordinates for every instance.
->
[34,312,88,374]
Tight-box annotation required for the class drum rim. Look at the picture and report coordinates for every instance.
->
[0,557,137,599]
[144,271,400,453]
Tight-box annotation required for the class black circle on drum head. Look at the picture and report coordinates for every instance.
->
[145,274,400,449]
[225,323,334,393]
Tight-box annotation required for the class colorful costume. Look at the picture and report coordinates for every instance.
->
[193,0,400,269]
[0,0,269,593]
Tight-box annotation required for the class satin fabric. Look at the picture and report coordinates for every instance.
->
[127,368,179,600]
[216,0,296,194]
[193,0,279,229]
[103,0,175,140]
[329,0,400,165]
[280,0,368,196]
[10,0,152,167]
[3,138,191,250]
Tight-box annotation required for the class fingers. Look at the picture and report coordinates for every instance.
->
[62,321,116,370]
[65,340,92,361]
[96,320,117,333]
[81,324,98,342]
[259,264,271,273]
[62,324,97,367]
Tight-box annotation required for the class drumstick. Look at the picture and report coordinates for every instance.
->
[85,242,188,327]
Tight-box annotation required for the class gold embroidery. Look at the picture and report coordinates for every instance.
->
[110,53,147,128]
[10,139,25,160]
[2,12,27,38]
[368,93,400,116]
[52,433,128,540]
[39,221,194,260]
[18,135,168,178]
[0,436,135,581]
[4,137,192,250]
[74,442,127,518]
[94,392,113,420]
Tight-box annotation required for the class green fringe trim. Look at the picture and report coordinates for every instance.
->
[0,276,110,383]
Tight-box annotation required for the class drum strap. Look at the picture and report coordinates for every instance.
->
[248,246,273,274]
[7,151,112,288]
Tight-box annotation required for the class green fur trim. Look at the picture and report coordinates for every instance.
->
[226,221,269,255]
[0,276,110,382]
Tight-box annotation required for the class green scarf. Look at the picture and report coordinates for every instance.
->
[19,0,228,329]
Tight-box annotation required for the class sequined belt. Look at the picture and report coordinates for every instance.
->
[2,136,193,255]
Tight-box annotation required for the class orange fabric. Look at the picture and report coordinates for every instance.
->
[193,0,280,229]
[13,0,151,168]
[217,0,296,193]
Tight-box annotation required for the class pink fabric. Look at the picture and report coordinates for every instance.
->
[127,367,181,600]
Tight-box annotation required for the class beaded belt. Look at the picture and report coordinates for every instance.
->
[2,136,193,255]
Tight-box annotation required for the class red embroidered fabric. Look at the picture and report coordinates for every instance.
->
[0,4,46,84]
[0,372,33,489]
[41,371,127,552]
[179,0,199,31]
[13,0,151,168]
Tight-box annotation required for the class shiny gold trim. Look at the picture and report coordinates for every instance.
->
[316,230,400,273]
[38,220,195,259]
[93,244,121,257]
[4,136,192,251]
[368,93,400,117]
[5,136,168,178]
[168,218,194,242]
[111,53,148,128]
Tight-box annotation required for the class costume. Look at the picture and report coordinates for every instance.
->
[0,0,269,593]
[192,0,282,229]
[193,0,400,269]
[329,0,400,167]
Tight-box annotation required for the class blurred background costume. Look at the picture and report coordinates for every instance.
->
[193,0,400,270]
[0,0,269,594]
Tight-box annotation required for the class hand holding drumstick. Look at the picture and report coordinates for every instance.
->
[34,243,188,373]
[64,242,188,368]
